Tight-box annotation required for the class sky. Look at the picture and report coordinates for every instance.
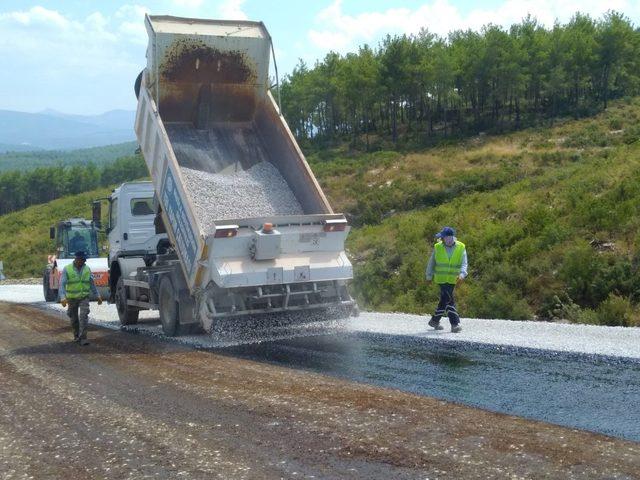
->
[1,0,638,115]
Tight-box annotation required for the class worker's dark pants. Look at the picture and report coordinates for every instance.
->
[431,283,460,326]
[67,297,90,340]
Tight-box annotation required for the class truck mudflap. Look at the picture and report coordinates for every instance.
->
[198,280,357,327]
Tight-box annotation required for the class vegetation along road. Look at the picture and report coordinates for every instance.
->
[1,301,640,479]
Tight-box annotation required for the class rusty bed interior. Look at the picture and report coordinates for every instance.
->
[155,37,328,215]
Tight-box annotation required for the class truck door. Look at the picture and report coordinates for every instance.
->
[122,192,157,253]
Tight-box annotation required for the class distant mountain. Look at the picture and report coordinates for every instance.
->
[0,109,136,150]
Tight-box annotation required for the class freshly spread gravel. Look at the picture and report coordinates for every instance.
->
[2,284,640,359]
[180,162,303,232]
[0,277,40,285]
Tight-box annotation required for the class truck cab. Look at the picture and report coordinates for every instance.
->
[106,182,167,300]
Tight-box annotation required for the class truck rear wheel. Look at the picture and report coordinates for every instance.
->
[43,270,58,302]
[159,277,179,336]
[116,277,139,325]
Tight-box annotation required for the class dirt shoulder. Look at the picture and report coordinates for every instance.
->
[0,302,638,479]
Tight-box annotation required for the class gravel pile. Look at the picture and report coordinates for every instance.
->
[180,162,303,232]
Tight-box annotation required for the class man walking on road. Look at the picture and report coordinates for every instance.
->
[425,227,467,333]
[59,251,102,345]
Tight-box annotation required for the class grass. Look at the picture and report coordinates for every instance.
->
[312,97,640,325]
[0,187,112,278]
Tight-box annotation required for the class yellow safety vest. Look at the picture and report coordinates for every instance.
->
[433,241,465,285]
[64,264,92,299]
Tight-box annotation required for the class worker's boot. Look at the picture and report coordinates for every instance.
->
[79,338,90,346]
[451,325,462,333]
[428,318,444,330]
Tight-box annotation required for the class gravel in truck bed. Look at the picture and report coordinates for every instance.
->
[180,162,303,233]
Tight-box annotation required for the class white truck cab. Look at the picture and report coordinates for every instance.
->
[106,182,166,301]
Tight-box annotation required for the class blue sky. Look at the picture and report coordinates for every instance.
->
[1,0,638,115]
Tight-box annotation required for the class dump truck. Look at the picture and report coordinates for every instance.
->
[44,218,109,302]
[96,15,356,335]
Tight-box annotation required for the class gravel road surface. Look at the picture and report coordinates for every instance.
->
[1,285,639,359]
[1,301,640,479]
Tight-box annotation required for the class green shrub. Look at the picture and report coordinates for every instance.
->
[538,292,581,321]
[622,125,640,145]
[466,282,533,320]
[575,308,599,325]
[608,116,624,130]
[596,294,632,326]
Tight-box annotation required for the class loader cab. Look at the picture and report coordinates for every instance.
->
[50,219,99,259]
[106,182,165,261]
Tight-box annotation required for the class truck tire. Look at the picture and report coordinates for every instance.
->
[43,270,58,302]
[159,277,179,336]
[134,70,143,99]
[115,277,139,325]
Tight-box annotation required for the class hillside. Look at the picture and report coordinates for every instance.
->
[311,97,640,326]
[0,187,113,278]
[0,109,135,150]
[2,98,640,325]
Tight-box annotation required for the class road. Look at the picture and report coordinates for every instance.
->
[1,301,640,479]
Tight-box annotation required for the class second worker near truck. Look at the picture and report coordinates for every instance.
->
[59,251,102,345]
[426,227,467,333]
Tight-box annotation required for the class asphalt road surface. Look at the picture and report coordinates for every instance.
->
[1,301,640,479]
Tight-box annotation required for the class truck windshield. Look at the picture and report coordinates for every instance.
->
[65,227,99,257]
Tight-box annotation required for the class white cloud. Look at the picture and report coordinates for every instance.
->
[218,0,248,20]
[0,5,152,113]
[308,0,640,53]
[0,5,70,29]
[115,4,149,45]
[172,0,204,7]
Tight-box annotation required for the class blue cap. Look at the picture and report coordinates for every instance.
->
[435,226,456,238]
[74,250,87,260]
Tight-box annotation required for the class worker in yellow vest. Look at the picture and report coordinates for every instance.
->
[59,251,102,345]
[425,227,467,333]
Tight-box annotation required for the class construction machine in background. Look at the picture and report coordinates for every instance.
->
[43,218,109,302]
[94,15,357,335]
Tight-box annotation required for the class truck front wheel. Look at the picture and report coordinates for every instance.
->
[116,277,139,325]
[159,277,179,336]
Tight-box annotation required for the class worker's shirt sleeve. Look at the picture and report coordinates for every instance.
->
[89,273,99,297]
[59,268,68,299]
[425,251,435,280]
[460,250,468,279]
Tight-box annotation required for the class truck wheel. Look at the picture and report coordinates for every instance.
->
[43,271,58,302]
[134,70,143,99]
[159,277,179,336]
[116,277,139,325]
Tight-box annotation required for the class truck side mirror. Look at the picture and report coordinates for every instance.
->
[49,227,55,239]
[92,201,102,229]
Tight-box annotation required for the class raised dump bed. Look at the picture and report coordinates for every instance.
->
[133,15,356,329]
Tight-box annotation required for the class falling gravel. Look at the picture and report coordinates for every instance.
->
[181,162,303,233]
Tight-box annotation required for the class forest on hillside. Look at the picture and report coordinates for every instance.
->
[0,155,147,215]
[281,12,640,149]
[0,142,137,172]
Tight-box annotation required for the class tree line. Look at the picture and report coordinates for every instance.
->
[0,155,148,215]
[280,12,640,148]
[0,142,137,173]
